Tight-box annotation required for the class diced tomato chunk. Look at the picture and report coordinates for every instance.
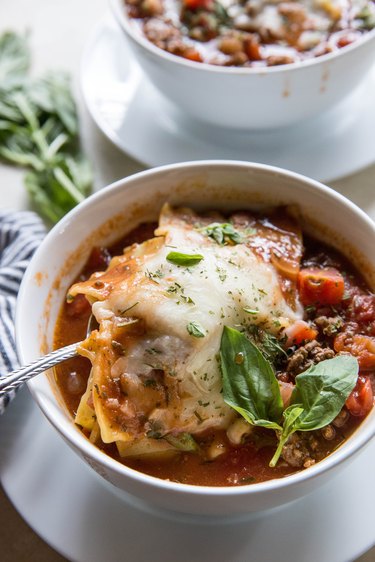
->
[66,294,90,318]
[182,0,212,9]
[336,31,361,49]
[183,48,203,62]
[244,39,262,61]
[346,375,374,417]
[279,380,294,408]
[298,267,345,306]
[350,294,375,324]
[337,36,354,48]
[284,319,318,347]
[334,333,375,371]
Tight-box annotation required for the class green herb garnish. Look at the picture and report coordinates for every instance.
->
[120,302,139,315]
[145,268,164,281]
[216,266,227,282]
[356,5,375,30]
[166,251,204,266]
[0,31,29,88]
[199,222,243,245]
[187,321,206,338]
[164,432,199,451]
[219,326,358,467]
[166,282,195,304]
[0,31,91,223]
[246,324,286,362]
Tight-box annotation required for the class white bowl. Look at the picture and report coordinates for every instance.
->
[16,161,375,516]
[110,0,375,130]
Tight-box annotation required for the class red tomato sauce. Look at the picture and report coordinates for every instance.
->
[54,216,374,487]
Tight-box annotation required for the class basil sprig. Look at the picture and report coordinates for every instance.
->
[166,251,204,266]
[269,355,358,466]
[219,326,359,467]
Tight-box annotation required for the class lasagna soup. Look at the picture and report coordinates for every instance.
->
[124,0,375,67]
[54,204,375,486]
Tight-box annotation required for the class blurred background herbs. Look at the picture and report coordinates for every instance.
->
[0,31,92,223]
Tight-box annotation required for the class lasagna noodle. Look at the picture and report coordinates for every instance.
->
[71,205,304,451]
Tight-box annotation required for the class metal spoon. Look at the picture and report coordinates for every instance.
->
[0,315,97,398]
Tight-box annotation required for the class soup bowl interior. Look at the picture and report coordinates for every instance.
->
[16,161,375,516]
[110,0,375,130]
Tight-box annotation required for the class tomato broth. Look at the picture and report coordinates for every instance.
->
[54,209,374,486]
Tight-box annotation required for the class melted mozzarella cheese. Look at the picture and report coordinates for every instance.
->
[72,205,303,445]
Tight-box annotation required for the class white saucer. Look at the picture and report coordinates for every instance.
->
[1,388,375,562]
[81,16,375,183]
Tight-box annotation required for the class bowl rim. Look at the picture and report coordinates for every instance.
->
[17,159,375,499]
[110,0,375,76]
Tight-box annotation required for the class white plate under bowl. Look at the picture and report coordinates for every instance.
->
[1,389,374,562]
[81,15,375,182]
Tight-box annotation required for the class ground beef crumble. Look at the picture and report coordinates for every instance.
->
[315,315,343,337]
[282,433,319,468]
[286,340,335,377]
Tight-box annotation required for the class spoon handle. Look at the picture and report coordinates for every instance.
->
[0,343,80,397]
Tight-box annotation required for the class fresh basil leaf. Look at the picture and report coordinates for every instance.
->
[290,355,358,431]
[186,321,206,338]
[166,251,204,266]
[164,433,199,452]
[220,326,283,429]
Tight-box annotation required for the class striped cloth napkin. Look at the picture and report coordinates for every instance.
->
[0,210,46,414]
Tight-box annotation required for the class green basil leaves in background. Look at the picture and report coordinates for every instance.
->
[0,32,91,223]
[220,326,359,467]
[0,31,30,88]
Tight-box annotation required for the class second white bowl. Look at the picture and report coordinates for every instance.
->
[111,0,375,130]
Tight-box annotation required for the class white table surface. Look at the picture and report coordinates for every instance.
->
[0,1,374,561]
